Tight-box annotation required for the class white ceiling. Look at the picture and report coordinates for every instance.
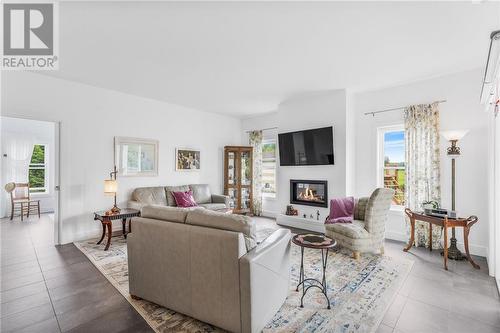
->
[42,1,500,117]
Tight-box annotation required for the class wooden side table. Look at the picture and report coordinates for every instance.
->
[93,209,140,251]
[404,208,479,270]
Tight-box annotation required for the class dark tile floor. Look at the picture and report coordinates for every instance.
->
[377,238,500,333]
[2,215,499,333]
[0,214,152,333]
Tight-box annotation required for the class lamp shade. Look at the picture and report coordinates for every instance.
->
[104,179,117,196]
[440,130,469,141]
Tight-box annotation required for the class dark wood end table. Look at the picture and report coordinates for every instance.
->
[404,208,479,271]
[292,233,337,309]
[93,208,140,251]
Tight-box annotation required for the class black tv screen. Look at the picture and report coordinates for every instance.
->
[278,126,334,166]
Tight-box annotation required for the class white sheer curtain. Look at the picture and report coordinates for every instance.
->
[1,132,35,217]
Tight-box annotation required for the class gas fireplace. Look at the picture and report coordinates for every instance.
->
[290,179,328,208]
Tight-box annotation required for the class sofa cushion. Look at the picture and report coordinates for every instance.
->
[354,197,369,221]
[172,190,198,207]
[189,184,212,204]
[141,205,202,223]
[165,185,190,206]
[324,220,370,239]
[186,210,257,250]
[132,187,168,205]
[198,203,228,211]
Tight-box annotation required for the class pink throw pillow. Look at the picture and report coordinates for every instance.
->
[172,190,198,207]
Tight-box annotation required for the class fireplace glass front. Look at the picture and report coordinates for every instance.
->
[290,180,328,208]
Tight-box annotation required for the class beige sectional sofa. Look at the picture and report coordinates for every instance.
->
[128,184,230,211]
[127,205,291,333]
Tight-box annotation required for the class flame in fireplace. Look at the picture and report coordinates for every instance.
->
[298,187,322,202]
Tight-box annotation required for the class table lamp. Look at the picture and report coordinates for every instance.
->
[440,129,469,260]
[104,165,120,214]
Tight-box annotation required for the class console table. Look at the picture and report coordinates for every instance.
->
[93,209,140,250]
[404,208,479,270]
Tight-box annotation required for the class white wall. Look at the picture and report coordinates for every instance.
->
[277,90,347,221]
[242,90,348,222]
[1,117,56,216]
[353,69,489,258]
[2,72,242,244]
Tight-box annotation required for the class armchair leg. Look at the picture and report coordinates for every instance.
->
[353,251,360,261]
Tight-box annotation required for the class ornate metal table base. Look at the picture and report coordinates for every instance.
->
[292,233,336,310]
[296,247,331,309]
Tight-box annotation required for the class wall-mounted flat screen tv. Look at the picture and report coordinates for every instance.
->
[278,126,334,166]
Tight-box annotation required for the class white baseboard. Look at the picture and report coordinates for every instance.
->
[385,229,487,257]
[276,214,325,233]
[385,230,407,243]
[63,225,125,245]
[262,210,277,219]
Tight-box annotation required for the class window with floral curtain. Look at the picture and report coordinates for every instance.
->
[404,102,442,249]
[249,130,263,216]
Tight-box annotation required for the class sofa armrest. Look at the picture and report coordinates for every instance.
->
[239,229,291,333]
[211,194,230,207]
[128,200,146,211]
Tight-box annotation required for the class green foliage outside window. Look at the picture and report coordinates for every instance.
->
[30,145,45,164]
[29,145,46,192]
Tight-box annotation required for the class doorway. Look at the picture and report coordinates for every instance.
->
[1,116,61,245]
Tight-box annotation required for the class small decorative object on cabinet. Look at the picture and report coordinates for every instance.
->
[224,146,253,214]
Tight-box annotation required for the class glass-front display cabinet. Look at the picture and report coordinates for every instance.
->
[224,146,253,214]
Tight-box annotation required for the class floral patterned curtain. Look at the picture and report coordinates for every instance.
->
[249,130,263,216]
[404,103,442,249]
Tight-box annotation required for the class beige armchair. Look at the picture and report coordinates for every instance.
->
[325,188,394,259]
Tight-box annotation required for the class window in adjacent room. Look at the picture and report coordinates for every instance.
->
[29,144,48,194]
[378,126,405,206]
[262,140,277,198]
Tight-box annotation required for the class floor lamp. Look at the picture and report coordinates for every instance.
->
[440,130,469,260]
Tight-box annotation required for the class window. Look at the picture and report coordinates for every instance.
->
[29,144,48,194]
[262,140,277,197]
[378,126,405,206]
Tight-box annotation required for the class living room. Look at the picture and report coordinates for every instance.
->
[1,1,500,333]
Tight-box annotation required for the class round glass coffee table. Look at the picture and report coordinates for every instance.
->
[292,233,337,309]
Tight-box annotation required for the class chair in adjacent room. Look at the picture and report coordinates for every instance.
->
[5,182,41,221]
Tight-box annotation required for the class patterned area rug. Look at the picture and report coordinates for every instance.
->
[74,233,412,333]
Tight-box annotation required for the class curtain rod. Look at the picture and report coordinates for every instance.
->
[364,100,447,117]
[245,126,278,133]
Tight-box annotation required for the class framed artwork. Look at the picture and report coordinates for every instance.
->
[114,137,159,176]
[176,148,201,171]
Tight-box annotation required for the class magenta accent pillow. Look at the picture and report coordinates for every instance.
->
[325,196,354,224]
[172,190,198,208]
